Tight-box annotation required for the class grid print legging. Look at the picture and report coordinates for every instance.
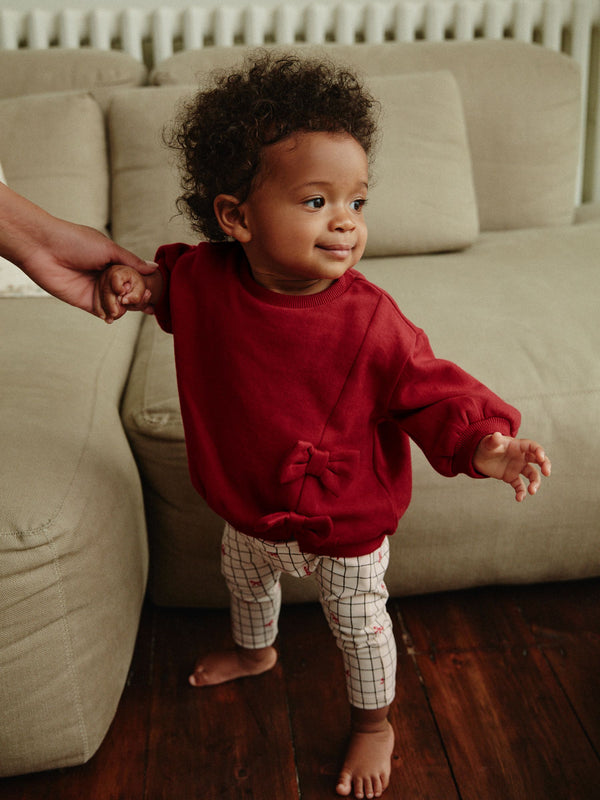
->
[221,523,397,709]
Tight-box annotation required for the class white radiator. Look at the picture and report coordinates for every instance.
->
[1,0,600,201]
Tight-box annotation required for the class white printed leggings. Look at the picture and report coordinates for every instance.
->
[221,523,396,710]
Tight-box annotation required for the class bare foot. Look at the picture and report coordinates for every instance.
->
[336,719,394,799]
[188,645,277,687]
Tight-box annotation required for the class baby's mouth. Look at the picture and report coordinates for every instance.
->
[317,243,353,257]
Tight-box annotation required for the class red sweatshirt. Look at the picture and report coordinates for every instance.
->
[154,241,520,557]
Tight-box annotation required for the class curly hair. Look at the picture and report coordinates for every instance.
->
[166,50,380,242]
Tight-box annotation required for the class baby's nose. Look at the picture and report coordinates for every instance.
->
[330,209,355,230]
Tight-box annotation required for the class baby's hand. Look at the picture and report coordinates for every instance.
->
[94,264,153,323]
[473,432,551,502]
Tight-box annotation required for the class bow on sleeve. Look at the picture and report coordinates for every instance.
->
[279,441,359,497]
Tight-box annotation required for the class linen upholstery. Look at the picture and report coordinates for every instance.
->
[0,92,109,232]
[0,301,147,775]
[365,71,478,256]
[365,220,600,595]
[109,86,197,261]
[0,48,146,103]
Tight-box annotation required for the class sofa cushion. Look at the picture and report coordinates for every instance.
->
[152,40,581,231]
[109,71,478,260]
[0,300,148,775]
[366,71,477,256]
[0,48,146,103]
[0,92,109,232]
[109,86,197,262]
[362,220,600,595]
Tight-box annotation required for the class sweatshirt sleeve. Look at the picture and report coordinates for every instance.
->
[389,327,521,478]
[152,242,195,334]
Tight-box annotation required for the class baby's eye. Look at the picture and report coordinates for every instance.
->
[351,198,366,212]
[305,197,325,209]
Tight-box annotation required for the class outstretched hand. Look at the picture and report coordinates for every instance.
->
[473,432,551,502]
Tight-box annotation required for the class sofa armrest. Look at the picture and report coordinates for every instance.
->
[0,300,148,776]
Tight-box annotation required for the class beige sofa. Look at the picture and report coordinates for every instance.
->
[0,41,598,777]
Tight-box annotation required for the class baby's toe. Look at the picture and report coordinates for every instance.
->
[336,771,353,797]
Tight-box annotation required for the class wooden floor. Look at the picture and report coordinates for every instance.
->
[3,578,600,800]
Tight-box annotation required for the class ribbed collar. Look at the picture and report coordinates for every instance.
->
[238,258,357,309]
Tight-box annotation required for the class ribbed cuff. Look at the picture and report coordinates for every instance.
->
[452,417,516,478]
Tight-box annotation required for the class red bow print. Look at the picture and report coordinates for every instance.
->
[279,441,359,497]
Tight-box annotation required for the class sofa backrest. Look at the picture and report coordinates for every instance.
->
[150,40,581,235]
[0,42,582,262]
[0,48,147,104]
[0,49,146,234]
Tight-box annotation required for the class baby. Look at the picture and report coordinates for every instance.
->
[95,53,551,799]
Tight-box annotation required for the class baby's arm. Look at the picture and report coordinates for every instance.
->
[94,264,163,323]
[473,432,552,502]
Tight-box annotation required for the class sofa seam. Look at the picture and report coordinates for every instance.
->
[44,530,90,762]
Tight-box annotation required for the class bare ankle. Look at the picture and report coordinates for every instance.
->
[237,644,276,668]
[350,704,391,734]
[336,705,395,798]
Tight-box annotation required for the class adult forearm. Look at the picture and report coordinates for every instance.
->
[0,183,54,269]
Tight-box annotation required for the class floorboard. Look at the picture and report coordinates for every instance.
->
[387,601,460,800]
[417,643,598,799]
[514,579,600,756]
[278,605,351,798]
[399,583,600,800]
[1,579,599,800]
[144,608,299,800]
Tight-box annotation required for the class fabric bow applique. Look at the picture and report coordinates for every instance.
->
[279,440,359,497]
[254,511,333,541]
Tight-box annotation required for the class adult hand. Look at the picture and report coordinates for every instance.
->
[0,183,156,316]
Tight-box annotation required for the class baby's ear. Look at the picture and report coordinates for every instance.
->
[213,194,251,243]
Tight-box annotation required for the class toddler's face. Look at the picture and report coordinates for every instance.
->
[237,131,369,295]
